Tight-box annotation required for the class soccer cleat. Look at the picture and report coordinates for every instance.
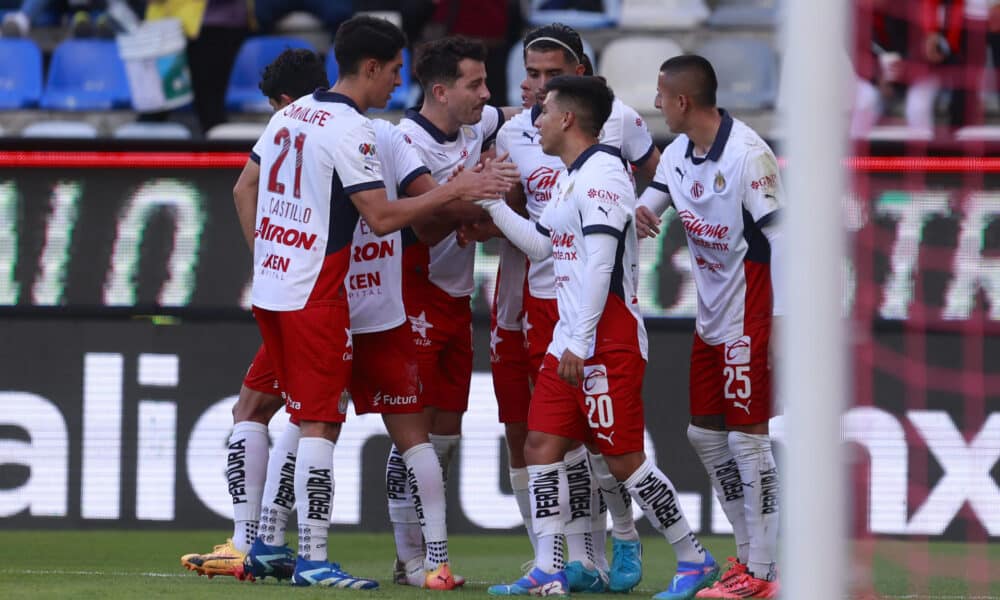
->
[488,566,569,596]
[696,572,778,599]
[393,557,407,585]
[239,537,295,581]
[565,560,609,593]
[291,556,379,589]
[608,537,643,592]
[653,552,720,600]
[180,539,245,578]
[425,562,460,590]
[396,556,467,588]
[695,558,748,598]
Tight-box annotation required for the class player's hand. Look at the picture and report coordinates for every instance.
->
[558,350,585,387]
[635,205,662,238]
[452,161,518,202]
[457,220,501,246]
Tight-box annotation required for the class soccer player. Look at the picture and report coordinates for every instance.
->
[635,55,783,599]
[491,23,660,593]
[387,36,515,578]
[232,16,515,589]
[481,75,718,599]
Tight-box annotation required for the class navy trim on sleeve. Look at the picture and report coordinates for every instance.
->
[249,151,260,164]
[535,222,551,237]
[648,180,670,194]
[343,180,386,196]
[482,106,505,151]
[582,224,626,240]
[398,166,431,197]
[630,142,656,167]
[755,208,781,228]
[742,208,771,264]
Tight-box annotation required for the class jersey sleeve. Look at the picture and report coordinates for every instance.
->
[331,120,386,195]
[250,127,269,164]
[389,125,430,196]
[741,145,782,224]
[579,168,633,239]
[481,105,505,150]
[638,155,673,216]
[495,122,510,157]
[619,104,656,166]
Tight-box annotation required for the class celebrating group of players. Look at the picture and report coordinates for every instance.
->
[179,13,784,600]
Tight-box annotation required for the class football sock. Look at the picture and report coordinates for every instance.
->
[729,431,779,581]
[624,458,705,564]
[587,454,610,571]
[403,443,449,568]
[589,452,639,542]
[429,433,460,483]
[564,446,595,567]
[688,425,750,564]
[228,421,268,553]
[294,436,335,562]
[510,467,538,553]
[258,421,300,547]
[387,445,422,563]
[529,462,567,574]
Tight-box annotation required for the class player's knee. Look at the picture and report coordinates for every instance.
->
[233,386,283,424]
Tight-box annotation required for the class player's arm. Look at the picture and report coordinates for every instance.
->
[634,145,661,183]
[742,147,785,318]
[479,199,551,261]
[622,107,660,186]
[636,156,673,238]
[404,173,458,245]
[233,158,261,251]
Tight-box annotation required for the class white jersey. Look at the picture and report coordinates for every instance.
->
[348,119,430,334]
[250,90,384,311]
[397,106,504,297]
[492,121,528,330]
[538,145,648,360]
[498,98,655,299]
[639,111,782,345]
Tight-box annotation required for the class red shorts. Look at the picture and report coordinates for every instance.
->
[490,322,532,423]
[689,320,772,426]
[243,343,282,395]
[523,293,558,380]
[402,282,473,412]
[253,302,352,424]
[351,324,422,415]
[528,351,646,456]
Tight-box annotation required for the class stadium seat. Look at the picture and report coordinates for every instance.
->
[707,0,779,28]
[113,122,192,140]
[598,36,682,113]
[506,38,596,107]
[695,37,778,110]
[206,121,267,141]
[618,0,709,30]
[40,39,131,110]
[22,121,100,138]
[526,0,621,29]
[0,38,42,109]
[864,125,933,142]
[954,125,1000,141]
[226,36,315,113]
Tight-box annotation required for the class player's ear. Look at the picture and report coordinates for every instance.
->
[431,82,448,104]
[364,58,380,79]
[561,110,574,131]
[574,63,585,76]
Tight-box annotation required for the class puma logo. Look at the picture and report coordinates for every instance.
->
[596,431,615,446]
[734,398,752,415]
[675,167,685,180]
[522,131,535,142]
[597,206,611,218]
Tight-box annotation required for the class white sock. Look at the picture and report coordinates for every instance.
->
[529,462,567,574]
[228,421,268,553]
[688,425,750,564]
[404,443,449,568]
[258,421,299,547]
[295,437,335,562]
[589,452,638,542]
[429,433,460,483]
[564,446,595,568]
[729,431,779,581]
[387,445,422,563]
[587,454,609,572]
[624,458,705,564]
[510,467,537,553]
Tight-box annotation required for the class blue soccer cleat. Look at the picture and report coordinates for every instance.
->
[653,551,720,600]
[609,537,643,592]
[488,566,569,596]
[565,560,609,593]
[291,556,379,590]
[238,537,295,581]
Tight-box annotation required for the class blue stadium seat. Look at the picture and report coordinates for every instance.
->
[707,0,779,28]
[695,37,778,110]
[526,0,621,29]
[326,48,412,111]
[226,36,315,113]
[40,39,131,110]
[0,38,42,109]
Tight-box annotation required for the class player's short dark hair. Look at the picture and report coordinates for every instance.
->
[544,75,614,138]
[258,48,329,102]
[333,15,407,76]
[413,36,487,90]
[523,22,584,66]
[659,54,717,108]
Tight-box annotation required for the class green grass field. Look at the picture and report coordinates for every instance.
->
[0,531,996,599]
